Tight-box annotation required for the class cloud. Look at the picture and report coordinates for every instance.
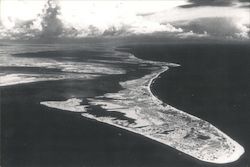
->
[40,0,64,38]
[177,30,209,38]
[136,12,156,17]
[180,0,250,8]
[239,0,250,2]
[238,0,250,7]
[180,0,235,8]
[0,0,249,41]
[172,17,250,39]
[0,0,64,40]
[0,0,184,40]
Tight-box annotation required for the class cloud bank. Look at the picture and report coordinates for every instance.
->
[0,0,183,40]
[0,0,249,41]
[172,17,250,39]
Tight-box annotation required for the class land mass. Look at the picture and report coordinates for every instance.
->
[41,49,244,164]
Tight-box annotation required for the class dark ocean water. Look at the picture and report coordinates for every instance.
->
[1,43,250,167]
[1,47,200,167]
[128,43,250,167]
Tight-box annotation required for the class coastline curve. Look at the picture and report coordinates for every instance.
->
[39,49,245,164]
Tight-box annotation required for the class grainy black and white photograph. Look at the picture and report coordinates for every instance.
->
[0,0,250,167]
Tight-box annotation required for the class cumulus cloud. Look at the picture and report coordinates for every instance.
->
[177,30,209,39]
[0,0,249,41]
[172,17,250,39]
[0,0,64,40]
[40,0,63,38]
[0,0,183,40]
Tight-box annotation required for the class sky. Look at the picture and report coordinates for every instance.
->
[0,0,249,41]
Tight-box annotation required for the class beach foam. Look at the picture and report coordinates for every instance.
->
[0,45,126,87]
[0,74,51,86]
[0,72,98,87]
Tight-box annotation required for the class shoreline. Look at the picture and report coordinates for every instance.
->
[146,65,245,164]
[115,48,245,164]
[1,46,245,165]
[41,49,245,164]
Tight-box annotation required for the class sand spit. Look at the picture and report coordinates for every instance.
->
[40,51,244,164]
[41,98,87,112]
[86,67,244,164]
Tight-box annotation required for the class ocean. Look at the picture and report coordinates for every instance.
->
[127,43,250,167]
[1,42,249,167]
